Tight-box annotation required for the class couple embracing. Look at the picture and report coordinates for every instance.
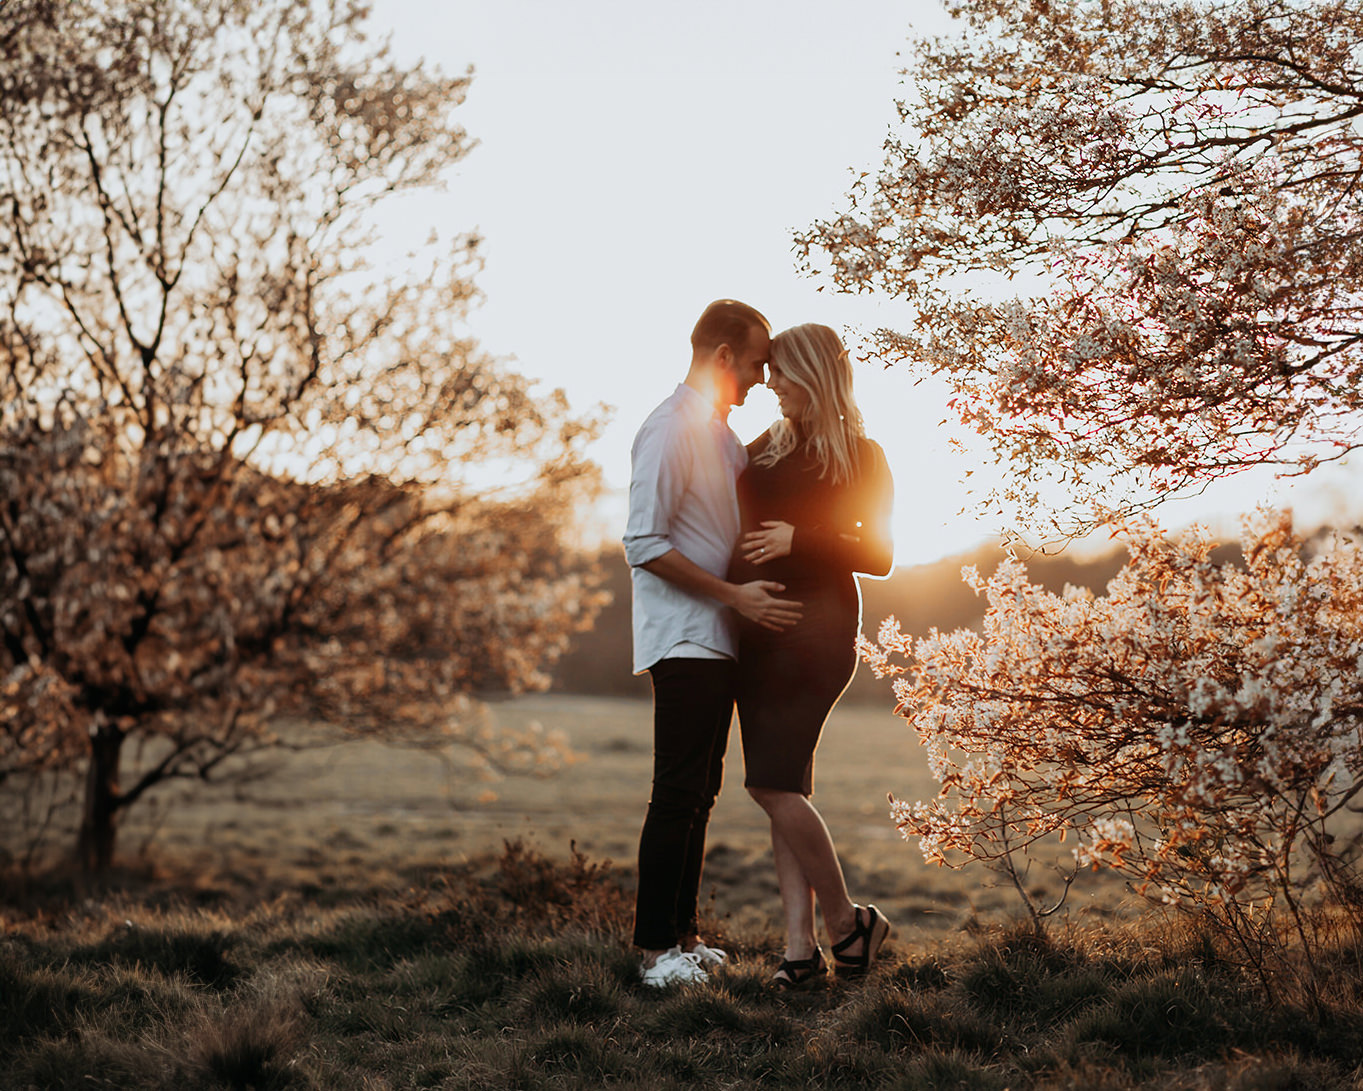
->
[624,299,894,988]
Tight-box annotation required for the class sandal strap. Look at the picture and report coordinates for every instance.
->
[832,905,889,974]
[831,907,872,968]
[773,948,825,986]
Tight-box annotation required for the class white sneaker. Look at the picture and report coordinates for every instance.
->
[640,946,708,988]
[685,941,728,967]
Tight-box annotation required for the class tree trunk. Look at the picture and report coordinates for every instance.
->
[77,720,124,874]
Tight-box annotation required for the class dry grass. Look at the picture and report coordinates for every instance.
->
[2,694,1136,933]
[4,696,1363,1089]
[3,841,1363,1090]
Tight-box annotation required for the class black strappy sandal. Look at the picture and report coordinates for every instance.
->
[772,947,826,988]
[831,904,891,977]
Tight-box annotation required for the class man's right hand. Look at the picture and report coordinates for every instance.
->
[730,581,803,632]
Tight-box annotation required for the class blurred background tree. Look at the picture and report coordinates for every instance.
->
[0,0,605,872]
[801,0,1363,539]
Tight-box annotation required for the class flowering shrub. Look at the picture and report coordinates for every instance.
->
[861,513,1363,974]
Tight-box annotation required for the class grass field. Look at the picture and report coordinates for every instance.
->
[4,695,1363,1089]
[12,694,1133,933]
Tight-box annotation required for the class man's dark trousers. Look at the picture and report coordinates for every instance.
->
[632,657,736,950]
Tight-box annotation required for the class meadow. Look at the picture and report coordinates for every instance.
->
[4,694,1363,1089]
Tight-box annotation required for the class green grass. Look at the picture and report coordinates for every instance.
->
[3,843,1363,1090]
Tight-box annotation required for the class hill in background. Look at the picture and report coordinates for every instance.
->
[552,541,1137,704]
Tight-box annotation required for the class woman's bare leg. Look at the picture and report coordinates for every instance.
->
[770,824,817,959]
[750,787,859,952]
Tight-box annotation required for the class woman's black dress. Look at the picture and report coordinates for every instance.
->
[728,430,894,796]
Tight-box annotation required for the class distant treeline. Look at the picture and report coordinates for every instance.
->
[552,541,1161,704]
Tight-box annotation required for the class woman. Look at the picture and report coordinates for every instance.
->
[728,323,895,986]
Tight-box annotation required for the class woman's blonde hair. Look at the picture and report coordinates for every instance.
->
[756,323,865,483]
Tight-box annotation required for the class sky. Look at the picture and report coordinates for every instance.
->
[366,0,1360,567]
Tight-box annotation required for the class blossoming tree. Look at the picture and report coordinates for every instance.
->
[801,0,1363,537]
[0,0,605,872]
[817,0,1363,974]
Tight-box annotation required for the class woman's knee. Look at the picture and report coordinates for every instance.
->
[747,784,797,812]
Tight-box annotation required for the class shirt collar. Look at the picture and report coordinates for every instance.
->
[675,382,725,423]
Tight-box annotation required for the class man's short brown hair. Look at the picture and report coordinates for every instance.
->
[690,299,771,354]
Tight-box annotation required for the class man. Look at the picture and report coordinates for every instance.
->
[623,299,802,987]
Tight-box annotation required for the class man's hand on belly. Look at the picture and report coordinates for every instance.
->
[729,581,803,632]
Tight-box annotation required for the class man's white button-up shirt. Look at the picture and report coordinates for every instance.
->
[623,383,747,674]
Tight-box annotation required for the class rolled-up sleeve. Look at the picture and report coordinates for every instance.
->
[623,386,742,673]
[623,413,683,568]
